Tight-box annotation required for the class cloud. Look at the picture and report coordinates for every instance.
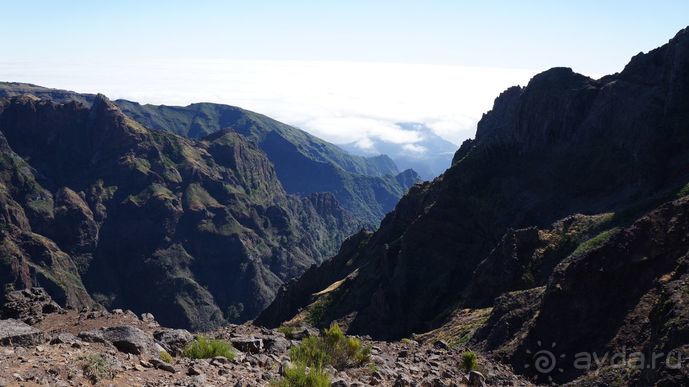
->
[0,59,535,146]
[402,143,428,154]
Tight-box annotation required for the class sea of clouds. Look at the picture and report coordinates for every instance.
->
[0,59,534,150]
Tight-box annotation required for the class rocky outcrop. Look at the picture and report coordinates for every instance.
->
[1,288,62,325]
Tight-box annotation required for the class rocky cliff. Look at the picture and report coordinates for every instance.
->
[0,95,360,330]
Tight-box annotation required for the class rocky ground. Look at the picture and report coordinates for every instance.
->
[0,288,531,386]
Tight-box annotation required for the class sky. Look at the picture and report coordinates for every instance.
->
[1,1,688,146]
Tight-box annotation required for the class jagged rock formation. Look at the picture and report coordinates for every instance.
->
[257,26,689,385]
[0,288,62,325]
[0,95,360,330]
[0,83,419,226]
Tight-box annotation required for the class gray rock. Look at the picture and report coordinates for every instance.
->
[150,358,176,373]
[49,332,79,345]
[0,319,45,346]
[187,366,203,376]
[79,325,153,355]
[331,379,348,387]
[77,330,108,344]
[291,327,318,340]
[393,373,413,387]
[263,335,290,353]
[432,340,450,351]
[153,328,193,355]
[210,356,230,366]
[140,313,156,323]
[230,336,263,354]
[469,370,486,387]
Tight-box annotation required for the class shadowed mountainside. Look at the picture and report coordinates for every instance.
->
[0,94,361,330]
[257,26,689,385]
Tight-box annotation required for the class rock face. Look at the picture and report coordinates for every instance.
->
[1,288,62,325]
[0,95,361,330]
[0,83,419,226]
[257,26,689,385]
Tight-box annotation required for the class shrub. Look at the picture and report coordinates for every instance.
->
[271,363,331,387]
[83,354,115,384]
[460,351,478,372]
[183,336,235,359]
[306,296,331,325]
[278,325,298,339]
[289,323,371,370]
[159,350,173,363]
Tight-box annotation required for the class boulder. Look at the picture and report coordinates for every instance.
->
[263,335,290,353]
[0,319,46,346]
[154,328,193,355]
[150,358,177,373]
[79,325,153,355]
[230,336,263,354]
[49,332,79,345]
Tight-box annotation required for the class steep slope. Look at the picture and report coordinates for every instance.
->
[113,101,417,225]
[0,83,418,225]
[257,24,689,360]
[0,95,360,330]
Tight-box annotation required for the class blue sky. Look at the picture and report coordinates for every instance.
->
[1,1,688,146]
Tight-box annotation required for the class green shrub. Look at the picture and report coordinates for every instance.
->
[460,351,478,372]
[572,228,620,257]
[271,363,331,387]
[83,354,115,384]
[306,296,332,325]
[278,325,298,340]
[183,336,235,359]
[159,350,173,363]
[289,323,371,370]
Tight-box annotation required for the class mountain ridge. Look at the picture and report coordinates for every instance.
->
[0,83,418,225]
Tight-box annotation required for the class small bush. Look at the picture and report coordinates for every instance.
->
[306,296,331,325]
[278,325,298,339]
[272,363,331,387]
[183,336,235,359]
[289,323,371,370]
[159,350,173,363]
[460,351,478,372]
[83,354,115,384]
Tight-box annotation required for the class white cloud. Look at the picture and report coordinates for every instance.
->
[402,143,428,154]
[0,59,535,146]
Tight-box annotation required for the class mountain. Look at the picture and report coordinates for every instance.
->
[256,27,689,384]
[0,83,418,226]
[0,94,363,330]
[339,122,457,180]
